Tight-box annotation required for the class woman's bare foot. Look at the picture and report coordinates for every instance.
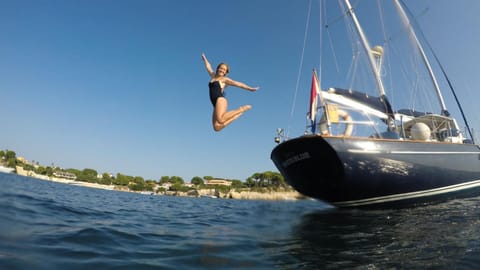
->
[239,105,252,112]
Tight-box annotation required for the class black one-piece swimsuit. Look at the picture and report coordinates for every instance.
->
[209,81,225,106]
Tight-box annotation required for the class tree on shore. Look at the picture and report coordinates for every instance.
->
[231,180,244,188]
[114,173,131,186]
[1,150,17,168]
[191,176,204,186]
[128,176,146,191]
[99,173,113,185]
[159,176,184,185]
[78,168,98,182]
[246,171,288,190]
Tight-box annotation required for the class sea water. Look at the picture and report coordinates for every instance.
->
[1,172,480,269]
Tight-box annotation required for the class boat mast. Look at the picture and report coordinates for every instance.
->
[344,0,396,131]
[344,0,386,97]
[392,0,449,116]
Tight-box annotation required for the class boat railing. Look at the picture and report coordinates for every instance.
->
[307,103,385,138]
[397,113,466,143]
[305,100,471,143]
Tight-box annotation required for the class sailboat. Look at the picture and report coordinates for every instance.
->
[271,0,480,208]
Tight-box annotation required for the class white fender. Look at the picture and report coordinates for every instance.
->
[319,109,353,136]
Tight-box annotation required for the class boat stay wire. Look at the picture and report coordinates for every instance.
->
[286,0,312,138]
[399,0,475,143]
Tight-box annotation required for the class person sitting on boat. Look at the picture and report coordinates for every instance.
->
[201,53,259,132]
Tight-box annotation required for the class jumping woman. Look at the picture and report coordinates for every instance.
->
[202,53,259,131]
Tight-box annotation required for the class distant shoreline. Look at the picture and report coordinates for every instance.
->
[9,166,308,201]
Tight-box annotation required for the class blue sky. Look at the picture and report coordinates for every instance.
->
[1,0,479,182]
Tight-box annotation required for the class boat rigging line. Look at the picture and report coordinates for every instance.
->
[287,0,312,139]
[398,0,475,144]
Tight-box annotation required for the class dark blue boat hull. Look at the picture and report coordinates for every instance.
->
[271,135,480,208]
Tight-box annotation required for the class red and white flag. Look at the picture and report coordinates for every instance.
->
[309,69,320,123]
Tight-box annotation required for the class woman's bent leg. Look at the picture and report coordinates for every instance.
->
[212,98,251,131]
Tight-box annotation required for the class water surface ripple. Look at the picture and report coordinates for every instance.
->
[1,173,480,269]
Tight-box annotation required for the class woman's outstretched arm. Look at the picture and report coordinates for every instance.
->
[201,53,215,78]
[224,77,259,92]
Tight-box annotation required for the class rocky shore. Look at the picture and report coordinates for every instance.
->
[164,188,308,201]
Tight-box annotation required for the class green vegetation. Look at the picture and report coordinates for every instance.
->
[0,150,19,168]
[2,149,292,194]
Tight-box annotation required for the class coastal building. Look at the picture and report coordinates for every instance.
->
[161,183,172,190]
[183,183,194,188]
[206,179,232,186]
[53,171,77,180]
